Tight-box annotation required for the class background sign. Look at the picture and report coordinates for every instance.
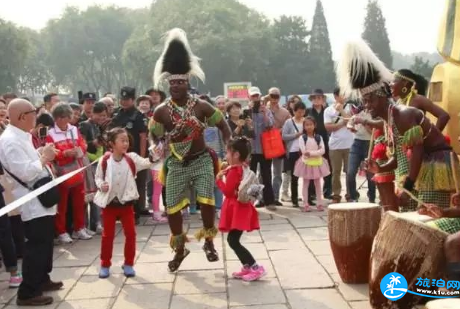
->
[224,82,251,100]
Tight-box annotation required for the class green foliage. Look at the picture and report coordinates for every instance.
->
[270,15,310,94]
[2,0,432,98]
[0,19,29,93]
[410,56,436,80]
[362,0,393,69]
[307,0,335,92]
[43,6,136,94]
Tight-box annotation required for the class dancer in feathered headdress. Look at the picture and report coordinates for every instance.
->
[337,39,460,228]
[149,28,231,273]
[153,28,205,89]
[336,39,398,211]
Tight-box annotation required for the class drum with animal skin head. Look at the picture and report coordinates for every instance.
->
[328,202,382,283]
[369,211,448,309]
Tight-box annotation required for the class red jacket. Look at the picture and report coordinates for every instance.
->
[46,124,87,167]
[46,124,87,187]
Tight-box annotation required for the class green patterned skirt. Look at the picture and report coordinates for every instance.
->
[427,217,460,234]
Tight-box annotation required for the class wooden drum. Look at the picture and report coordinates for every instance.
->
[369,211,448,309]
[424,299,460,308]
[328,202,382,283]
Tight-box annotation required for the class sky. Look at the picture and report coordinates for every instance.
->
[0,0,444,58]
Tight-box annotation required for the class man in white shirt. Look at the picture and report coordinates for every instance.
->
[324,88,354,203]
[0,99,62,306]
[346,107,376,203]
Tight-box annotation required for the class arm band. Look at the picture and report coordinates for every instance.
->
[207,110,223,127]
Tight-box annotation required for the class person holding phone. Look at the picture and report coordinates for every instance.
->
[31,113,54,149]
[247,87,276,210]
[226,101,254,138]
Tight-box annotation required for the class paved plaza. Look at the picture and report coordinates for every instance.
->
[1,177,379,309]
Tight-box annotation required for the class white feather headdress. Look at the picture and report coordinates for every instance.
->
[153,28,205,88]
[336,39,393,99]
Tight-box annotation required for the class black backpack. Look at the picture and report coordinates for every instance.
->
[302,134,321,147]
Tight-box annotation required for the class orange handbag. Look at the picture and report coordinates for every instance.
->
[261,128,286,159]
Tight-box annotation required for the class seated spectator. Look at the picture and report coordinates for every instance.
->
[46,103,92,244]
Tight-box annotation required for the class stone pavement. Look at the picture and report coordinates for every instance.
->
[0,177,379,309]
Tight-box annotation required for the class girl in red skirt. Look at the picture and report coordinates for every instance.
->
[217,138,265,282]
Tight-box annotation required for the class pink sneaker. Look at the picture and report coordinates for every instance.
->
[301,205,311,212]
[232,266,251,279]
[316,205,324,212]
[153,212,168,223]
[9,273,22,288]
[242,265,266,282]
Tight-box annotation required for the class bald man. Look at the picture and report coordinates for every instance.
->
[0,99,62,306]
[99,97,115,117]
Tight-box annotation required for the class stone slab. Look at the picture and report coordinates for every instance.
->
[125,263,175,284]
[270,250,334,289]
[65,274,125,300]
[286,289,351,309]
[332,274,369,301]
[174,270,226,294]
[170,293,228,309]
[56,298,115,309]
[260,230,304,251]
[228,279,286,306]
[307,240,333,256]
[112,283,172,309]
[297,227,329,241]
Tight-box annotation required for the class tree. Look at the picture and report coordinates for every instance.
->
[43,6,137,94]
[16,29,53,97]
[270,15,310,94]
[0,19,29,93]
[362,0,393,69]
[124,0,273,95]
[410,56,436,80]
[307,0,335,92]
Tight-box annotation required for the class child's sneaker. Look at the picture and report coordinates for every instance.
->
[58,233,73,244]
[99,267,110,279]
[72,229,93,240]
[232,266,251,279]
[153,211,168,223]
[301,205,311,212]
[122,265,136,278]
[9,273,22,288]
[242,265,266,282]
[316,204,324,212]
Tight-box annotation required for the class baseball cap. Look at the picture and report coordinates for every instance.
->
[248,86,261,96]
[269,87,281,95]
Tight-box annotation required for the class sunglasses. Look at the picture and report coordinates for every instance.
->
[19,108,38,120]
[270,94,280,99]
